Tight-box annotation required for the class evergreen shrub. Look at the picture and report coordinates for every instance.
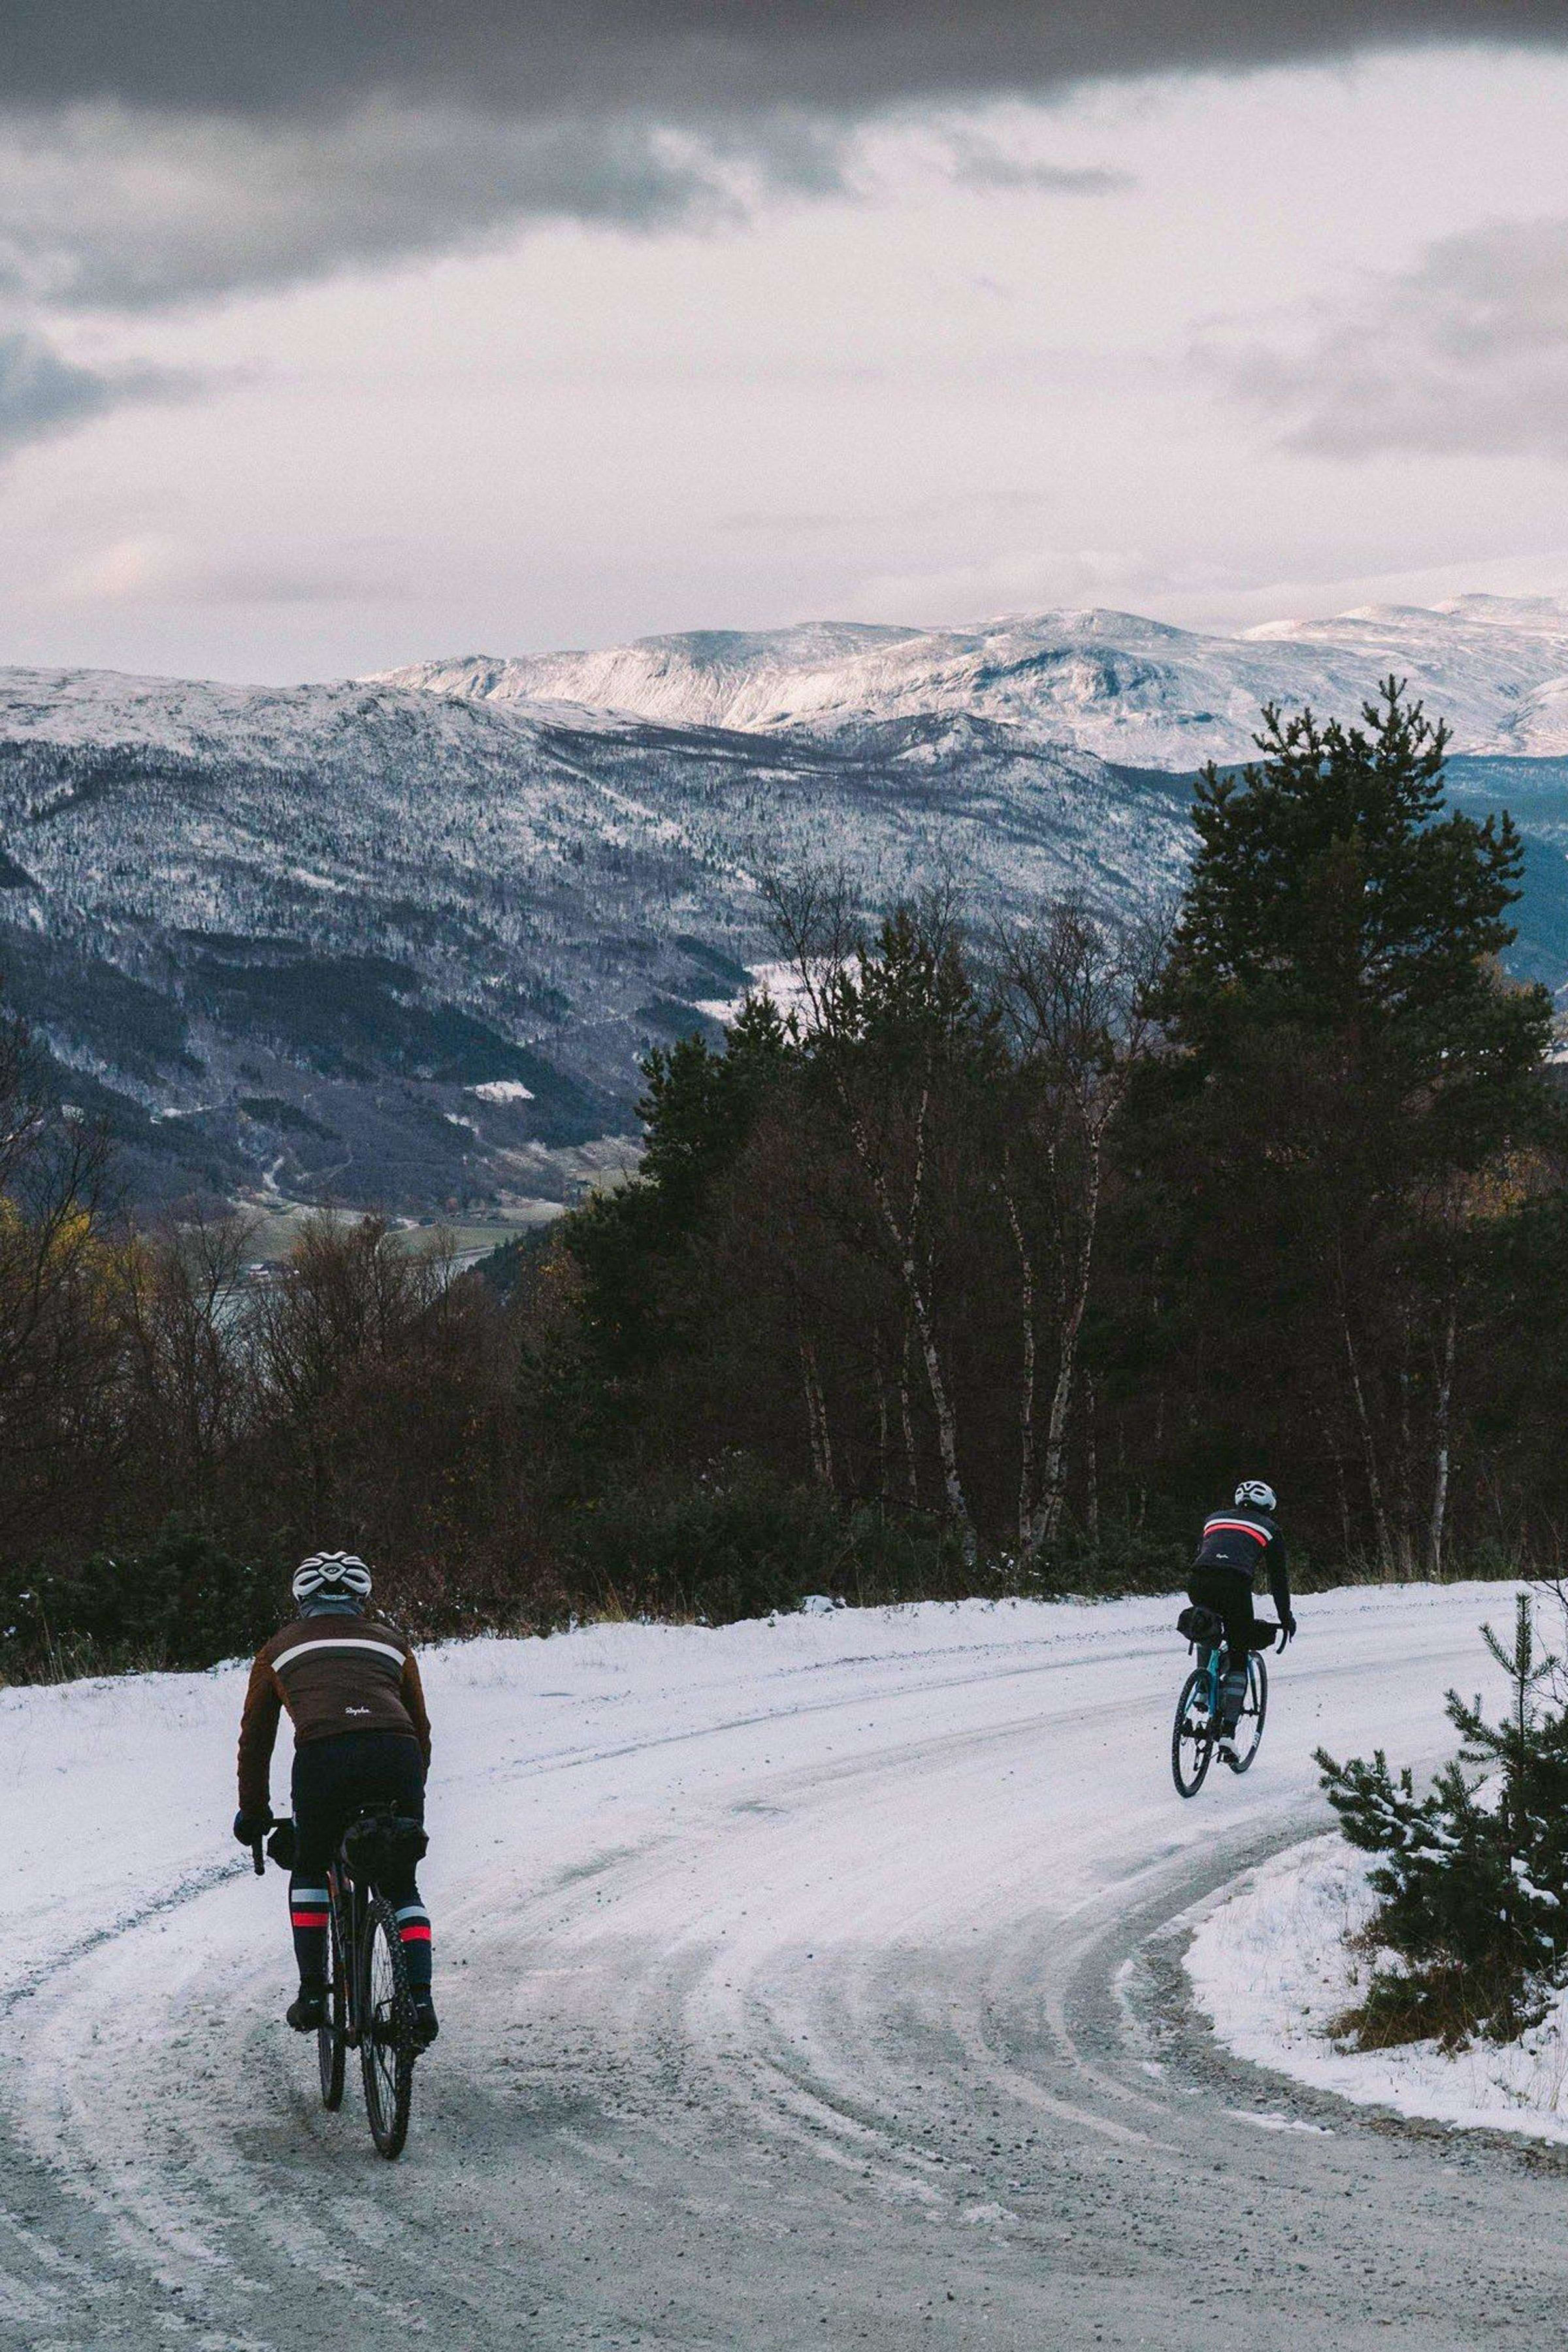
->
[564,1454,975,1624]
[0,1520,280,1680]
[1316,1594,1568,2048]
[1029,1516,1193,1600]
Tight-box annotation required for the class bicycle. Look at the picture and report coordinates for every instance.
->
[254,1805,427,2159]
[1170,1603,1272,1797]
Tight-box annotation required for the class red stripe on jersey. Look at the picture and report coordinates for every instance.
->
[1203,1518,1270,1544]
[399,1924,433,1943]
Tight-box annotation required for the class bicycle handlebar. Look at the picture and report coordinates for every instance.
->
[251,1837,267,1876]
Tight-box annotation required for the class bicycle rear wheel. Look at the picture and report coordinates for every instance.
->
[1171,1665,1214,1797]
[359,1893,415,2159]
[1226,1651,1269,1774]
[318,1896,346,2111]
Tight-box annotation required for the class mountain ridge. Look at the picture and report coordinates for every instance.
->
[4,593,1568,1215]
[376,595,1568,766]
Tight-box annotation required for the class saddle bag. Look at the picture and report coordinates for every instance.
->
[1177,1603,1224,1650]
[342,1810,429,1886]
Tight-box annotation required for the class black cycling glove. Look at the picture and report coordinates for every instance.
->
[233,1808,272,1846]
[1277,1612,1297,1648]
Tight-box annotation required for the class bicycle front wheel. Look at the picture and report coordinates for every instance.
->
[318,1899,346,2111]
[1227,1651,1269,1774]
[359,1893,415,2159]
[1171,1665,1214,1797]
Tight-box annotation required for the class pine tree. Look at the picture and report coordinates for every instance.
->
[1122,683,1554,1572]
[1317,1595,1568,2045]
[1158,683,1533,1065]
[568,991,796,1378]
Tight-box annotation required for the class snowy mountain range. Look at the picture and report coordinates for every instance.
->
[380,595,1568,767]
[3,595,1567,1213]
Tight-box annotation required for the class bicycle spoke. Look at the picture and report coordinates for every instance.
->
[1228,1652,1269,1772]
[359,1893,415,2158]
[1171,1666,1214,1797]
[318,1897,346,2110]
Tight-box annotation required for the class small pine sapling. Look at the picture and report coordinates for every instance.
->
[1315,1595,1568,2047]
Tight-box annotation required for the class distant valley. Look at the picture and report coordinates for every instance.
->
[3,595,1567,1215]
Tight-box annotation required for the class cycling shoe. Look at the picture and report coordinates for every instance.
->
[286,1982,327,2032]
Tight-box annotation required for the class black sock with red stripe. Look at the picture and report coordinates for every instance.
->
[393,1895,433,1995]
[289,1878,331,1985]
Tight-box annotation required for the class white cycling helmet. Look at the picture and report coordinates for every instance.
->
[1235,1480,1277,1514]
[292,1550,373,1604]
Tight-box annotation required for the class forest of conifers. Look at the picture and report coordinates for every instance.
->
[5,685,1568,1678]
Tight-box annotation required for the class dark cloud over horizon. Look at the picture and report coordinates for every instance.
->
[5,1,1565,120]
[0,2,1561,321]
[0,107,781,312]
[0,3,1563,489]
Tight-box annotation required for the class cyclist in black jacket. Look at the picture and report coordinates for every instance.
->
[1188,1480,1296,1754]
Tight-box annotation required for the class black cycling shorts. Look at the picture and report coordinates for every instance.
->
[1186,1566,1258,1668]
[291,1728,425,1882]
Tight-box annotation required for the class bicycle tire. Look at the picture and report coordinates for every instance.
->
[359,1892,416,2159]
[1227,1651,1269,1774]
[318,1896,346,2111]
[1171,1665,1214,1797]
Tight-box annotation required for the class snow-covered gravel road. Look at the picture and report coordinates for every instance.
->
[4,1583,1565,2352]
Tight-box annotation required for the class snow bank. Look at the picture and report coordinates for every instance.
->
[1188,1833,1568,2143]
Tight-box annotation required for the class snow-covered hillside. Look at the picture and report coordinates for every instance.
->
[0,666,1189,1209]
[380,595,1568,766]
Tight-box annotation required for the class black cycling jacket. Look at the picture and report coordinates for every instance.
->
[1192,1506,1291,1621]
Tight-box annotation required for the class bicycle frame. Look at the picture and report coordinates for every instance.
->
[325,1861,368,2046]
[257,1806,421,2156]
[1195,1640,1229,1710]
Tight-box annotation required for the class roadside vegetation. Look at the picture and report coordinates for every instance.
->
[1318,1591,1568,2051]
[4,681,1567,1682]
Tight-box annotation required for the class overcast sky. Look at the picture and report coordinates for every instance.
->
[1,5,1565,680]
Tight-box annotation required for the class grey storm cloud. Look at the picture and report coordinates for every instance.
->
[0,107,776,312]
[0,329,189,455]
[941,132,1131,197]
[6,1,1567,120]
[0,1,1563,313]
[1220,219,1568,462]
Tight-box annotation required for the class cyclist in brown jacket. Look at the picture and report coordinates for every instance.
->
[234,1551,438,2044]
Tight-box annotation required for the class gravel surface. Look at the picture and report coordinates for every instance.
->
[3,1586,1563,2350]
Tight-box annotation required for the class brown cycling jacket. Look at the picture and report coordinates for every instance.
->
[237,1612,432,1816]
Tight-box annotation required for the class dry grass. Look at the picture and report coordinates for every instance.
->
[1330,1928,1548,2053]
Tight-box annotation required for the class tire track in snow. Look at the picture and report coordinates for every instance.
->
[6,1588,1568,2348]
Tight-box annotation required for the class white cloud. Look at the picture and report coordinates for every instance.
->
[54,533,174,600]
[3,55,1568,677]
[1214,217,1568,461]
[849,544,1165,623]
[52,533,408,608]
